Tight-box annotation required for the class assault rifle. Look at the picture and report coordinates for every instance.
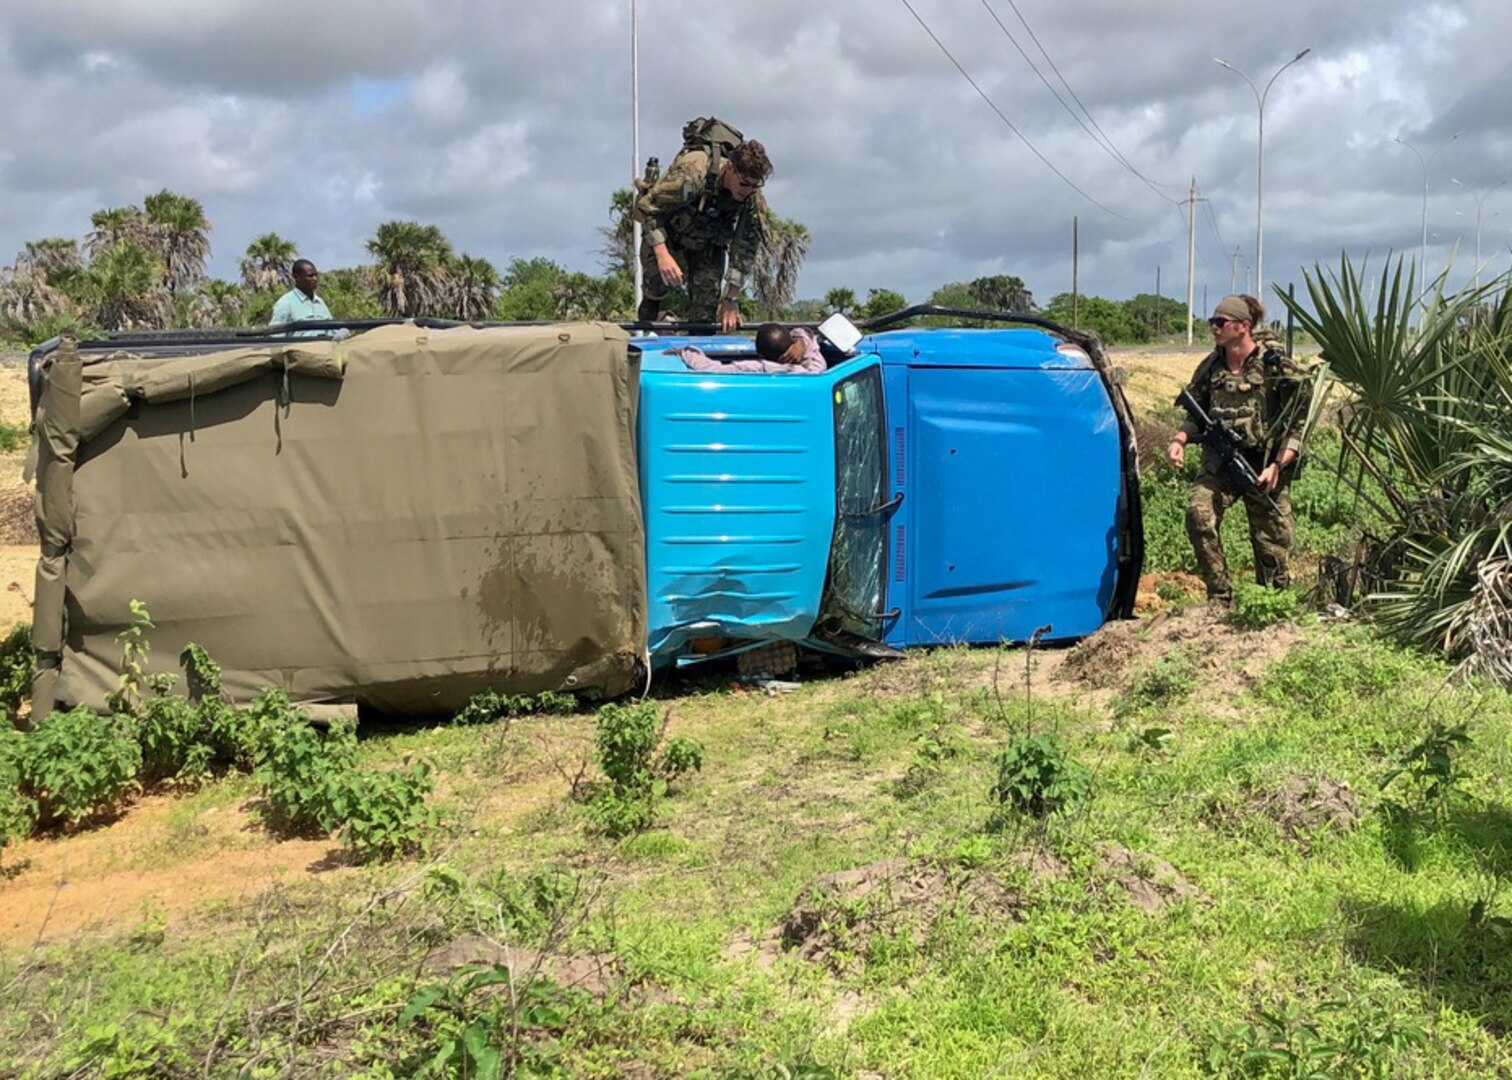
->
[1174,386,1278,510]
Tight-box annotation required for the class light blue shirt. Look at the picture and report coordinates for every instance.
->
[270,287,333,329]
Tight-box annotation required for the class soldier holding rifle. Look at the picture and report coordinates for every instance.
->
[1166,294,1310,604]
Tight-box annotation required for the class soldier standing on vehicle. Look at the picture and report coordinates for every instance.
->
[1165,294,1310,604]
[634,118,772,332]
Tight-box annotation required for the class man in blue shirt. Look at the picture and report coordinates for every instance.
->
[269,259,333,328]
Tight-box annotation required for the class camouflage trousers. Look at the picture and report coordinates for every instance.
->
[637,237,727,323]
[1185,469,1294,601]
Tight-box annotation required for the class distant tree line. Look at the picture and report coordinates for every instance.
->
[0,187,1188,346]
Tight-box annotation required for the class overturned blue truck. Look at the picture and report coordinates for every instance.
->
[26,309,1141,715]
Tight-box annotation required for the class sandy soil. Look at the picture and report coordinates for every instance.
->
[0,359,35,635]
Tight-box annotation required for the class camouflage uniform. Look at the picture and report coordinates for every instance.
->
[635,149,766,322]
[1180,343,1309,601]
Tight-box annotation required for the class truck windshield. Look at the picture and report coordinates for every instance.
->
[816,366,888,644]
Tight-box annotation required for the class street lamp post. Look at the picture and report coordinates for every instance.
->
[1215,48,1311,298]
[1451,177,1506,287]
[1395,131,1460,283]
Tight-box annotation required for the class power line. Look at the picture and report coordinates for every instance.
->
[1202,196,1229,264]
[979,0,1182,206]
[898,0,1127,219]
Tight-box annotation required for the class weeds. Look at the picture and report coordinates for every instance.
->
[1114,648,1197,717]
[453,689,577,726]
[1204,998,1426,1079]
[990,732,1092,818]
[330,762,437,863]
[253,701,358,836]
[21,706,141,826]
[1380,720,1473,823]
[1230,583,1301,629]
[1255,630,1418,716]
[0,622,32,718]
[584,701,703,838]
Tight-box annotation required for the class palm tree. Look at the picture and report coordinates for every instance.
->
[752,215,810,319]
[598,188,636,278]
[448,254,502,321]
[365,221,454,318]
[143,189,211,295]
[85,239,167,330]
[824,287,857,315]
[1280,253,1507,663]
[19,238,82,281]
[191,280,247,328]
[0,265,70,330]
[969,275,1034,312]
[86,206,145,261]
[239,233,297,292]
[550,272,632,321]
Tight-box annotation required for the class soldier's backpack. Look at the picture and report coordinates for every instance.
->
[678,116,745,181]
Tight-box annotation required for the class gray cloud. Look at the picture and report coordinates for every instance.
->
[0,0,1506,309]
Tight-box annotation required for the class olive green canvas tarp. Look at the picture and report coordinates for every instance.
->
[32,322,646,715]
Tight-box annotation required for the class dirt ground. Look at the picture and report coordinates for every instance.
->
[0,359,35,635]
[0,345,1290,949]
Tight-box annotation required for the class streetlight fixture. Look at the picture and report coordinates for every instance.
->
[1394,131,1461,283]
[1214,48,1311,297]
[1451,176,1506,287]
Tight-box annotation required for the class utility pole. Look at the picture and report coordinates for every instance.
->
[1183,178,1198,344]
[1229,246,1241,293]
[1072,216,1079,328]
[630,0,643,315]
[1215,49,1311,296]
[1155,266,1162,337]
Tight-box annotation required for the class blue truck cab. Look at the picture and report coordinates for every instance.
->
[635,313,1143,665]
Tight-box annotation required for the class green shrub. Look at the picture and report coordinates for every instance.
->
[1230,583,1300,629]
[253,696,357,836]
[180,643,223,702]
[0,726,37,854]
[23,706,141,826]
[330,761,437,863]
[990,732,1092,817]
[201,697,261,773]
[134,692,210,785]
[0,623,33,716]
[594,701,662,793]
[586,702,703,838]
[453,689,577,726]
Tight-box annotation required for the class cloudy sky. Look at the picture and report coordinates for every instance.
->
[1,0,1508,313]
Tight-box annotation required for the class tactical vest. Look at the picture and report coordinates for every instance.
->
[1194,346,1292,456]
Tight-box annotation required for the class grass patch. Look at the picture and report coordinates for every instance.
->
[4,630,1512,1076]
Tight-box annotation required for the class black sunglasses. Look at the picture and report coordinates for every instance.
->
[1208,316,1237,328]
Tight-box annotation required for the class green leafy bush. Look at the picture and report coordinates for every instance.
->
[23,706,141,826]
[453,689,576,726]
[330,761,437,863]
[252,697,357,836]
[0,623,33,717]
[990,732,1092,817]
[0,726,37,855]
[1381,721,1473,821]
[1230,583,1300,629]
[134,691,210,785]
[586,702,703,838]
